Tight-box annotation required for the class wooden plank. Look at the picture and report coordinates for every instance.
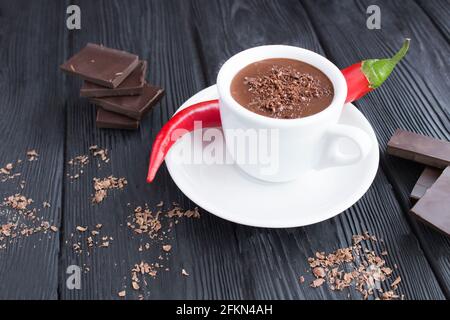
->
[0,1,65,299]
[59,0,250,299]
[415,0,450,42]
[0,0,445,301]
[190,0,445,299]
[302,0,450,296]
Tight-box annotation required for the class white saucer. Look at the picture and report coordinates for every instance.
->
[165,85,379,228]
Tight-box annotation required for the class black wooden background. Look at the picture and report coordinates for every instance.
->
[0,0,449,300]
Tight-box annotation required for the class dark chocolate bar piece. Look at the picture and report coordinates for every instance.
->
[81,61,147,98]
[410,167,441,201]
[90,84,164,120]
[410,166,450,236]
[387,129,450,169]
[60,43,139,88]
[96,108,139,130]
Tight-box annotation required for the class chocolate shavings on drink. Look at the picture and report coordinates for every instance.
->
[244,65,333,119]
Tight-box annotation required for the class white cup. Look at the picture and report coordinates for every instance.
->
[216,45,372,182]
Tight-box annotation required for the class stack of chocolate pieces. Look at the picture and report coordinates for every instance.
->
[60,43,164,130]
[387,129,450,236]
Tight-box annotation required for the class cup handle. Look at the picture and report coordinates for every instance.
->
[323,124,372,167]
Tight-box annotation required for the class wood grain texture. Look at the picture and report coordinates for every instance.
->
[0,0,447,300]
[415,0,450,42]
[59,0,250,299]
[302,0,450,297]
[190,0,445,299]
[0,1,65,299]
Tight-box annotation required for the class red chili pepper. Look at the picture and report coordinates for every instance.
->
[147,40,410,182]
[147,99,220,182]
[342,38,410,103]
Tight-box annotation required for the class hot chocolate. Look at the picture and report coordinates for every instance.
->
[230,58,334,119]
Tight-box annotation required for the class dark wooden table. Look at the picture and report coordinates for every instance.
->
[0,0,449,300]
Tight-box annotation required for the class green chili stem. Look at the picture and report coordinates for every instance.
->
[362,38,410,89]
[392,38,410,64]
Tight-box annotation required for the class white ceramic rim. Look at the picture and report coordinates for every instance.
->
[216,45,348,127]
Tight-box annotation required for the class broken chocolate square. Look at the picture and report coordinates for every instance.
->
[60,43,139,88]
[81,61,147,98]
[410,167,441,201]
[90,84,164,120]
[410,166,450,236]
[387,129,450,169]
[96,108,139,130]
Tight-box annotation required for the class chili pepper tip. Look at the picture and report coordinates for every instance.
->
[146,99,221,184]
